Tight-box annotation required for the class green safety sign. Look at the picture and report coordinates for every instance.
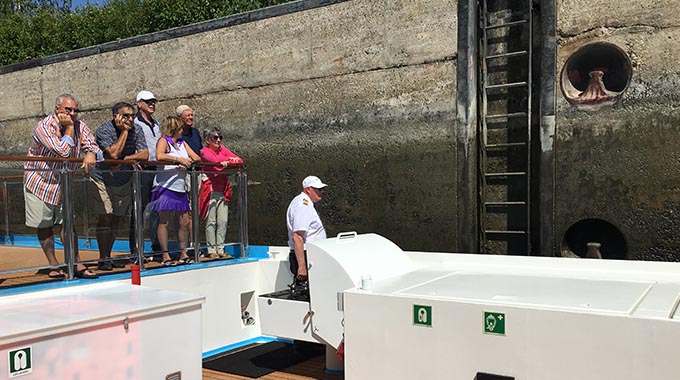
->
[8,346,32,378]
[413,304,432,327]
[483,311,506,336]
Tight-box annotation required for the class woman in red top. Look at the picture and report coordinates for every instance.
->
[199,128,243,259]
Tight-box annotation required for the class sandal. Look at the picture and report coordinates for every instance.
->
[48,269,66,279]
[74,268,99,279]
[179,257,195,264]
[161,260,177,267]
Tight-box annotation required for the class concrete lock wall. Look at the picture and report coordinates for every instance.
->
[0,0,459,252]
[1,0,679,259]
[555,0,680,260]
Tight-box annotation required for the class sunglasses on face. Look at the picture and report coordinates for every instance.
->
[63,106,80,113]
[143,99,157,105]
[210,135,223,141]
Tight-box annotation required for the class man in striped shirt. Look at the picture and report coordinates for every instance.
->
[23,94,103,279]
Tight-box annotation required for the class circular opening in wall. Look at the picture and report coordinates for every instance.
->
[560,42,632,110]
[561,218,627,259]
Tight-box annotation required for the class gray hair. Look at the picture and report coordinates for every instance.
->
[175,104,192,117]
[203,127,223,140]
[55,94,78,108]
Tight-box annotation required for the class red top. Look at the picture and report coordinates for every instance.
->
[200,146,243,202]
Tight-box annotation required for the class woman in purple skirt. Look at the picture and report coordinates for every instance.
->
[151,116,201,265]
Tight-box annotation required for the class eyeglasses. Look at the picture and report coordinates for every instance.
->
[142,99,157,105]
[63,106,80,113]
[210,135,223,141]
[120,113,135,119]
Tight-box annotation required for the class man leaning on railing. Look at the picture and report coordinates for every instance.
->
[23,94,103,279]
[90,101,148,271]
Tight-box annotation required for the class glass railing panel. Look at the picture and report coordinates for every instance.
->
[0,158,248,286]
[0,167,81,282]
[71,168,139,272]
[194,168,246,260]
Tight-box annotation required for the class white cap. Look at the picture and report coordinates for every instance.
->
[175,104,192,116]
[136,90,156,102]
[302,175,328,189]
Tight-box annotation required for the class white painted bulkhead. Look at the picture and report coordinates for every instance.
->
[342,248,680,380]
[3,234,680,380]
[127,250,294,353]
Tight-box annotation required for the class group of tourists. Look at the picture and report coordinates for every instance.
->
[24,90,329,288]
[24,91,242,279]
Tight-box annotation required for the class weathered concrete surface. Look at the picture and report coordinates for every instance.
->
[0,0,458,252]
[555,0,680,260]
[0,0,456,119]
[557,0,680,37]
[0,67,43,119]
[208,62,457,251]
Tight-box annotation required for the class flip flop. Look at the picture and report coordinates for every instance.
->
[48,269,66,279]
[74,268,99,279]
[161,260,177,266]
[179,257,195,264]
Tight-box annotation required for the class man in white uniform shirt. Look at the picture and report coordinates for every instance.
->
[286,175,328,288]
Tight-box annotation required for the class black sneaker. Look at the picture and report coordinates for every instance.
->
[111,259,126,268]
[98,262,113,271]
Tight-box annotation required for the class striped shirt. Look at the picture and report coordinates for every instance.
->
[24,114,102,205]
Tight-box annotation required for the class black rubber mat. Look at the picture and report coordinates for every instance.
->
[203,341,323,378]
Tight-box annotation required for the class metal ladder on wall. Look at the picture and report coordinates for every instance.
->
[479,0,533,254]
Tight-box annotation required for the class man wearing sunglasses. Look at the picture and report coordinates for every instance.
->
[91,102,148,271]
[24,93,104,279]
[131,90,161,257]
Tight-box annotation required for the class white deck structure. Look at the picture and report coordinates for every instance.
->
[2,233,680,379]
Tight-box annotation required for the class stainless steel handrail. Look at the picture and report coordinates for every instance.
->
[0,156,248,282]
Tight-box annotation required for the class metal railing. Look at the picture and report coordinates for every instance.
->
[0,155,248,281]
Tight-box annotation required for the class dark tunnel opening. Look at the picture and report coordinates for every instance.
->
[562,218,628,260]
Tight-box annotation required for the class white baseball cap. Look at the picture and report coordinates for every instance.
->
[302,175,328,189]
[136,90,157,102]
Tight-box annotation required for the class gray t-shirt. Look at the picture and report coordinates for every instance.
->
[91,119,147,185]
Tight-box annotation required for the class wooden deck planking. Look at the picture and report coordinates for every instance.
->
[0,245,225,288]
